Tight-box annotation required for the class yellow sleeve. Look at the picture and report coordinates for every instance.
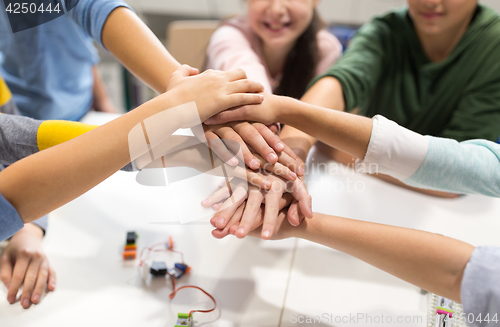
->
[37,120,99,151]
[0,76,12,107]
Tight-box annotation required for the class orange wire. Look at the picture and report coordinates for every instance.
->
[168,274,217,319]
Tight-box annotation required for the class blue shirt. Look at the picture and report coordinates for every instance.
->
[0,0,130,121]
[0,191,23,241]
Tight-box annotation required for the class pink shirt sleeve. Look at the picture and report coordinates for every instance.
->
[315,30,343,76]
[206,25,274,93]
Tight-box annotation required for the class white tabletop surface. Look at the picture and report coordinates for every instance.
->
[1,112,499,327]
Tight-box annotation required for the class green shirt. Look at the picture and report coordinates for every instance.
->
[313,5,500,142]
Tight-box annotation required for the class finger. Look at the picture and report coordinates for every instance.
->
[246,170,272,190]
[229,79,265,95]
[214,202,247,239]
[256,154,297,182]
[205,107,249,125]
[21,254,43,309]
[226,93,265,110]
[224,68,248,81]
[252,123,285,153]
[261,184,284,240]
[215,185,249,229]
[7,254,30,305]
[31,260,49,305]
[47,266,56,293]
[0,252,13,290]
[281,142,300,162]
[292,179,313,219]
[216,126,260,169]
[201,185,231,208]
[276,150,304,177]
[233,123,278,165]
[204,129,239,166]
[268,123,279,134]
[211,201,225,212]
[235,188,265,238]
[287,200,301,227]
[173,64,198,78]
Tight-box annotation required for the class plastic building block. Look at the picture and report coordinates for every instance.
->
[174,313,191,327]
[150,261,168,276]
[123,250,136,260]
[169,263,190,279]
[123,231,137,260]
[126,231,137,245]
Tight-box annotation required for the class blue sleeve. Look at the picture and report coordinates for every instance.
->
[66,0,133,48]
[404,137,500,197]
[0,192,24,241]
[461,247,500,326]
[31,215,48,235]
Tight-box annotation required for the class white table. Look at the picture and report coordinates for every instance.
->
[1,112,499,327]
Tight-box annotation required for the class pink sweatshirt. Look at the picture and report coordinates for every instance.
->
[206,16,343,94]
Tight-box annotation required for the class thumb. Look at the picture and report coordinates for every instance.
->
[173,64,199,78]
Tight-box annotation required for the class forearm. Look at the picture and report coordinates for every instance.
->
[280,97,372,159]
[280,77,347,161]
[0,94,183,223]
[295,213,474,302]
[102,7,180,93]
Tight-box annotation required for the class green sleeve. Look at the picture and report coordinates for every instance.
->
[308,18,390,113]
[440,49,500,142]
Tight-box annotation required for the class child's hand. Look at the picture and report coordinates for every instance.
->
[205,93,283,126]
[166,65,265,122]
[205,174,312,240]
[0,224,56,309]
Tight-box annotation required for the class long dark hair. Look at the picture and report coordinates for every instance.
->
[274,10,325,99]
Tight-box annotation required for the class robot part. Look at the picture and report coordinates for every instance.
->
[174,313,192,327]
[123,231,137,260]
[150,261,168,276]
[169,263,190,279]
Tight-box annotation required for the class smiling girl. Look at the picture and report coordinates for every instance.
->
[206,0,342,99]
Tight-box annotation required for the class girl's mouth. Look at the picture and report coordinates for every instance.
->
[263,21,292,33]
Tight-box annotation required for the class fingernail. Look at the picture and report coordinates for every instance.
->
[201,200,208,207]
[268,153,278,162]
[262,230,271,239]
[32,295,40,303]
[289,171,297,180]
[5,283,9,289]
[265,181,272,189]
[22,299,29,307]
[250,159,260,169]
[237,228,245,235]
[299,166,305,175]
[229,157,239,166]
[296,158,301,163]
[205,118,214,124]
[276,143,284,151]
[7,295,15,304]
[217,218,225,227]
[259,94,264,102]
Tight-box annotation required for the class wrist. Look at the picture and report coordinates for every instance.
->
[14,223,44,239]
[277,96,295,125]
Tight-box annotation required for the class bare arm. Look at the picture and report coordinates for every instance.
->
[257,212,474,303]
[101,7,180,94]
[280,76,345,161]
